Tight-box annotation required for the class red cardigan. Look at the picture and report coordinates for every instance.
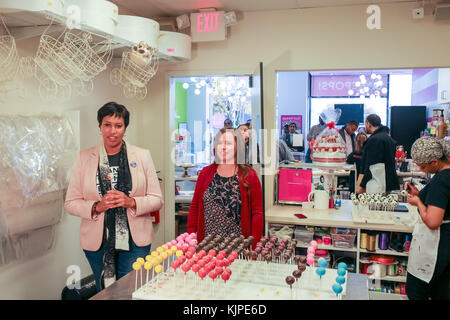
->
[187,164,263,248]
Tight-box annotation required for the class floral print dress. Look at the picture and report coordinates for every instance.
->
[203,172,242,237]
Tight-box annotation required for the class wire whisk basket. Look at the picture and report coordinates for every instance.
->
[0,35,20,83]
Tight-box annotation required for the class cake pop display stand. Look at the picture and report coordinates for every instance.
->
[132,260,347,300]
[351,205,417,226]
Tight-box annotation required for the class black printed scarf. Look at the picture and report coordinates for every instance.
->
[97,141,132,288]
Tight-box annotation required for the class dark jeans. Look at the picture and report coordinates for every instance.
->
[406,224,450,300]
[84,237,151,293]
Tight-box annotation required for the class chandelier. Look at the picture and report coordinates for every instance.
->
[347,73,387,100]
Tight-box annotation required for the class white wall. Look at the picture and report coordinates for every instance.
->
[276,71,309,137]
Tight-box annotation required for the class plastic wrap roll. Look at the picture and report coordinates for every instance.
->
[0,115,77,202]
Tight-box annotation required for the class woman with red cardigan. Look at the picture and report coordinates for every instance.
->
[187,128,263,248]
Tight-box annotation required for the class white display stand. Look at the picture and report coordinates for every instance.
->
[265,200,414,300]
[132,260,347,300]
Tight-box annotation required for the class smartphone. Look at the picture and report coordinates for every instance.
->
[295,213,307,219]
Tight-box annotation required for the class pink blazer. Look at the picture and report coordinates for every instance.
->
[64,144,163,251]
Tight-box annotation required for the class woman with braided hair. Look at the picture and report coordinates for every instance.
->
[404,137,450,300]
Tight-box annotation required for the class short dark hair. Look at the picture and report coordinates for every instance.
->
[348,120,358,127]
[289,122,297,127]
[97,102,130,127]
[366,114,381,127]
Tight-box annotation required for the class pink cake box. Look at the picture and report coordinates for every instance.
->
[278,168,312,203]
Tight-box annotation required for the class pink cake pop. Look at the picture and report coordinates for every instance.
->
[209,270,217,281]
[197,250,206,258]
[185,251,194,259]
[216,267,224,276]
[307,246,316,255]
[306,255,315,267]
[208,249,217,258]
[310,240,318,250]
[221,271,230,284]
[181,263,191,276]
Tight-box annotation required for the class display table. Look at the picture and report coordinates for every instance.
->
[266,200,415,299]
[90,266,369,300]
[266,200,416,233]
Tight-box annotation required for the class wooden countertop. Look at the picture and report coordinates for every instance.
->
[266,200,415,232]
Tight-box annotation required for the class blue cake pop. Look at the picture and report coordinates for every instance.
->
[318,258,328,268]
[337,268,347,277]
[332,283,343,297]
[338,262,347,270]
[316,267,326,279]
[336,276,346,285]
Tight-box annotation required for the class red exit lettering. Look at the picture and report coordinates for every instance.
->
[197,13,219,33]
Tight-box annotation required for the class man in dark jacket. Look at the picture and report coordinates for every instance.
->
[356,114,399,194]
[339,120,358,157]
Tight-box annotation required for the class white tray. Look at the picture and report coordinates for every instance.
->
[132,260,347,300]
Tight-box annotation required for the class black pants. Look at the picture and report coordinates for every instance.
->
[406,224,450,300]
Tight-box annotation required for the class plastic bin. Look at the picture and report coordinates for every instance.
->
[313,249,331,267]
[294,226,314,244]
[330,227,357,249]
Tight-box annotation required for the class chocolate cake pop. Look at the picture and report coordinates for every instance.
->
[298,263,306,272]
[293,269,302,280]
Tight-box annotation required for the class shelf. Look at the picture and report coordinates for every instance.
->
[359,248,409,257]
[279,162,356,171]
[175,196,193,204]
[296,241,357,253]
[175,176,198,181]
[369,291,408,300]
[368,275,407,283]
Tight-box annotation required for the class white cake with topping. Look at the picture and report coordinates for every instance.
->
[312,134,346,165]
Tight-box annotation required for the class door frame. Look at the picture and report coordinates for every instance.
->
[164,68,256,242]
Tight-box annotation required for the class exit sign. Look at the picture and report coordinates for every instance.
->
[190,11,226,42]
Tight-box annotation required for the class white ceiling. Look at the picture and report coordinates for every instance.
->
[110,0,418,18]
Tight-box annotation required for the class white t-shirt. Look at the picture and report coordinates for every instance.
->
[344,129,353,157]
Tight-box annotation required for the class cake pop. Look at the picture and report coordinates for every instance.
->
[316,266,326,279]
[285,276,295,299]
[336,276,346,285]
[154,264,163,288]
[144,261,152,288]
[338,262,348,270]
[309,240,318,250]
[318,257,328,268]
[337,268,347,277]
[292,269,302,288]
[132,261,141,291]
[298,263,307,272]
[332,283,343,298]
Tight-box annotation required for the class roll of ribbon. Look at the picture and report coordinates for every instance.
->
[360,232,368,249]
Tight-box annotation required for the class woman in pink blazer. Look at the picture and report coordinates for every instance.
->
[64,102,163,292]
